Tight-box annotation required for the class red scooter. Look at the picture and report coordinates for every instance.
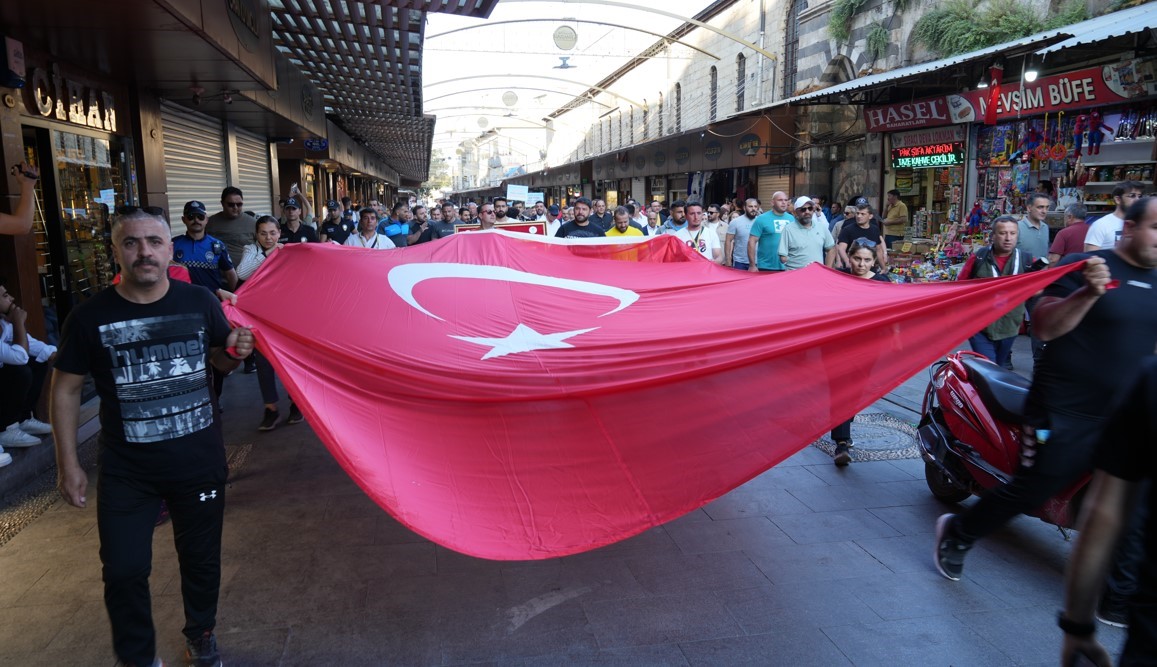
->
[916,351,1089,529]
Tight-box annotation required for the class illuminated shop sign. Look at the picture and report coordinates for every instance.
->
[890,141,965,169]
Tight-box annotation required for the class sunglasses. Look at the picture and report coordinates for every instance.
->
[226,202,244,208]
[799,206,814,211]
[850,238,878,248]
[480,209,495,214]
[116,205,166,217]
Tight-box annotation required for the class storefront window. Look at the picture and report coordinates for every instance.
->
[22,126,135,326]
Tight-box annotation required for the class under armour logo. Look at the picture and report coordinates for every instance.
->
[199,490,218,502]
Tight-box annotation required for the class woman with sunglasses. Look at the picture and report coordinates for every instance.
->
[830,238,893,466]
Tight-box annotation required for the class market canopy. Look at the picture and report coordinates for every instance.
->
[224,233,1076,560]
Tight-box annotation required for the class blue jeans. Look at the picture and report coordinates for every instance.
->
[732,261,750,271]
[968,333,1015,369]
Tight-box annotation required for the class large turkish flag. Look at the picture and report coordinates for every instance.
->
[224,232,1077,560]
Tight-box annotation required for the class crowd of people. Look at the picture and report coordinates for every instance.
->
[1,161,1157,666]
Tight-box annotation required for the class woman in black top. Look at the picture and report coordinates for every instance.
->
[831,239,892,466]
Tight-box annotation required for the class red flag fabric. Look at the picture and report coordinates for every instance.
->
[223,233,1079,560]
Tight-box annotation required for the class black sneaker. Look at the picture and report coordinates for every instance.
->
[1096,591,1130,628]
[934,513,971,581]
[185,631,221,667]
[287,403,304,425]
[834,441,852,467]
[258,408,279,432]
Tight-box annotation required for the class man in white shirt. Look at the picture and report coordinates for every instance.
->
[0,284,55,451]
[345,208,397,249]
[1085,181,1144,251]
[673,201,722,262]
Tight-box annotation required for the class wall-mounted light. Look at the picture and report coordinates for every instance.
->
[1023,57,1039,83]
[976,75,989,89]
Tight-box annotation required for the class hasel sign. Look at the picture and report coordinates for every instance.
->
[864,58,1157,133]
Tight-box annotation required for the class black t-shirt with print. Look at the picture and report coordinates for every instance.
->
[54,281,231,481]
[1027,250,1157,422]
[414,220,456,244]
[279,222,319,244]
[554,221,606,238]
[321,219,355,244]
[838,221,884,248]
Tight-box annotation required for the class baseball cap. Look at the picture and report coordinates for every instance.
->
[793,196,813,209]
[548,204,560,215]
[853,196,869,206]
[284,197,300,209]
[327,199,338,209]
[183,200,207,217]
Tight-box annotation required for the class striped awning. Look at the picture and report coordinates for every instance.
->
[270,0,482,183]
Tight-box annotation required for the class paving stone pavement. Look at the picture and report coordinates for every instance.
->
[0,335,1129,666]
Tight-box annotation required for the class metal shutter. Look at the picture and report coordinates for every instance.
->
[233,127,274,218]
[161,101,226,235]
[757,165,793,206]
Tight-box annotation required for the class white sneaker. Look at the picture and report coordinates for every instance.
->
[0,447,11,467]
[18,417,52,435]
[1,423,41,448]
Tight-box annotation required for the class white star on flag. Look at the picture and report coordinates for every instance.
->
[451,323,598,360]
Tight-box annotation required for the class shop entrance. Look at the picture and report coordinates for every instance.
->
[22,124,137,331]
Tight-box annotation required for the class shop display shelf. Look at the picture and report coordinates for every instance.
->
[1083,180,1155,188]
[1078,139,1156,167]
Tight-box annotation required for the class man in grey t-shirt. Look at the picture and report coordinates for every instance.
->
[778,196,835,270]
[205,186,259,267]
[726,198,760,270]
[1016,192,1052,261]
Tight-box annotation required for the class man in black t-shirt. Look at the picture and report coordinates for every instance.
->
[836,203,888,270]
[554,197,606,239]
[51,209,255,667]
[936,197,1157,587]
[1061,356,1157,665]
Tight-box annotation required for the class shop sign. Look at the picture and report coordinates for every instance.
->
[891,125,966,148]
[738,133,762,157]
[674,147,689,165]
[865,58,1157,133]
[227,0,263,54]
[890,141,966,169]
[303,138,328,151]
[28,64,117,133]
[654,150,666,168]
[704,140,722,161]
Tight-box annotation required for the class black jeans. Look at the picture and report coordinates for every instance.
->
[955,412,1101,544]
[254,351,280,405]
[98,467,226,666]
[0,360,48,427]
[831,418,853,443]
[1107,480,1151,599]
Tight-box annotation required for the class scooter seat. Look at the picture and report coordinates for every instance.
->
[960,356,1031,424]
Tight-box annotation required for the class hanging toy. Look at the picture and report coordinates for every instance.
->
[1015,123,1043,163]
[966,200,985,234]
[1034,114,1051,161]
[1072,113,1090,157]
[1050,110,1068,161]
[1087,110,1115,155]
